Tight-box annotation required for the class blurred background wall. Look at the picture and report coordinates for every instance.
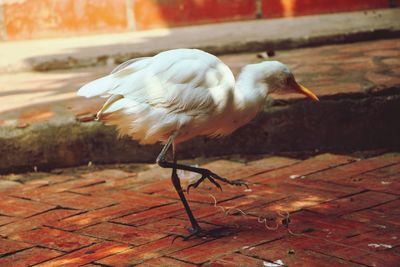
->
[0,0,397,41]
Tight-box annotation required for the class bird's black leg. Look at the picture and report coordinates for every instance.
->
[157,134,247,240]
[157,135,202,238]
[157,135,248,194]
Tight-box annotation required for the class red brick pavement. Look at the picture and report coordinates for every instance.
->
[0,152,399,266]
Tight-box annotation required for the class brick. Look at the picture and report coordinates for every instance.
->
[367,49,400,57]
[97,236,206,266]
[382,58,400,66]
[0,247,62,267]
[0,208,79,237]
[307,191,398,216]
[288,211,376,241]
[90,190,174,207]
[314,83,363,97]
[282,249,358,267]
[0,196,54,218]
[0,215,16,226]
[78,222,165,246]
[170,228,285,264]
[251,194,328,214]
[241,236,357,266]
[248,156,300,170]
[366,71,400,88]
[329,230,400,261]
[0,180,21,191]
[372,199,400,215]
[71,177,138,194]
[0,238,32,256]
[366,163,400,178]
[158,187,242,204]
[11,227,97,252]
[47,202,148,231]
[249,153,355,184]
[338,173,400,194]
[4,0,128,40]
[262,0,388,18]
[134,179,172,194]
[38,191,117,210]
[352,250,400,267]
[223,159,300,182]
[113,203,184,226]
[25,175,75,186]
[250,182,353,214]
[286,179,363,197]
[138,256,196,266]
[306,153,400,182]
[140,217,213,236]
[36,241,130,267]
[339,60,376,72]
[208,253,265,267]
[17,107,55,125]
[176,203,224,221]
[200,160,246,177]
[134,0,256,30]
[10,176,107,200]
[336,39,400,53]
[293,64,334,75]
[344,209,400,229]
[81,169,136,180]
[241,236,317,260]
[135,166,172,183]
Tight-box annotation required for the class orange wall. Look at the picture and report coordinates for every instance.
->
[262,0,389,18]
[0,0,395,41]
[133,0,257,30]
[3,0,127,40]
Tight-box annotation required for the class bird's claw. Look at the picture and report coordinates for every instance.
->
[172,226,205,243]
[186,170,248,193]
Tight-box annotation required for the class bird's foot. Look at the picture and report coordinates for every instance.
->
[172,225,236,242]
[187,169,248,193]
[172,226,204,242]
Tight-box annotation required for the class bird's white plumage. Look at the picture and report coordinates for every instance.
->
[78,49,297,145]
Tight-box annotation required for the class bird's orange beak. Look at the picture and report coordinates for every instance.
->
[295,82,319,101]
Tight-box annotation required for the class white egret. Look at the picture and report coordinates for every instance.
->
[77,48,318,239]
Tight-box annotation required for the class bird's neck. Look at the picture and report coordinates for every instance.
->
[234,67,268,112]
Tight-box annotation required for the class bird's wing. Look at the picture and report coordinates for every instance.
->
[78,49,234,116]
[77,56,152,97]
[110,57,150,74]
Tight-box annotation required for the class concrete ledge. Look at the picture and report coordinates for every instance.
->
[1,88,399,174]
[0,9,399,73]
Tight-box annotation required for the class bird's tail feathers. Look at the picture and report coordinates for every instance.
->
[77,75,114,98]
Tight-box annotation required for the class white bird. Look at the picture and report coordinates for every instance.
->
[77,48,318,239]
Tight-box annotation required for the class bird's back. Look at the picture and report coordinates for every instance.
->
[78,49,236,144]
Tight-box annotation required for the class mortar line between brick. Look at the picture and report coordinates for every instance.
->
[35,242,106,265]
[0,246,32,259]
[243,161,302,180]
[307,249,370,267]
[28,247,68,266]
[312,160,400,190]
[233,236,287,258]
[349,198,400,215]
[162,255,202,266]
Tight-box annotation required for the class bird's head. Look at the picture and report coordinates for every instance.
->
[250,61,319,101]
